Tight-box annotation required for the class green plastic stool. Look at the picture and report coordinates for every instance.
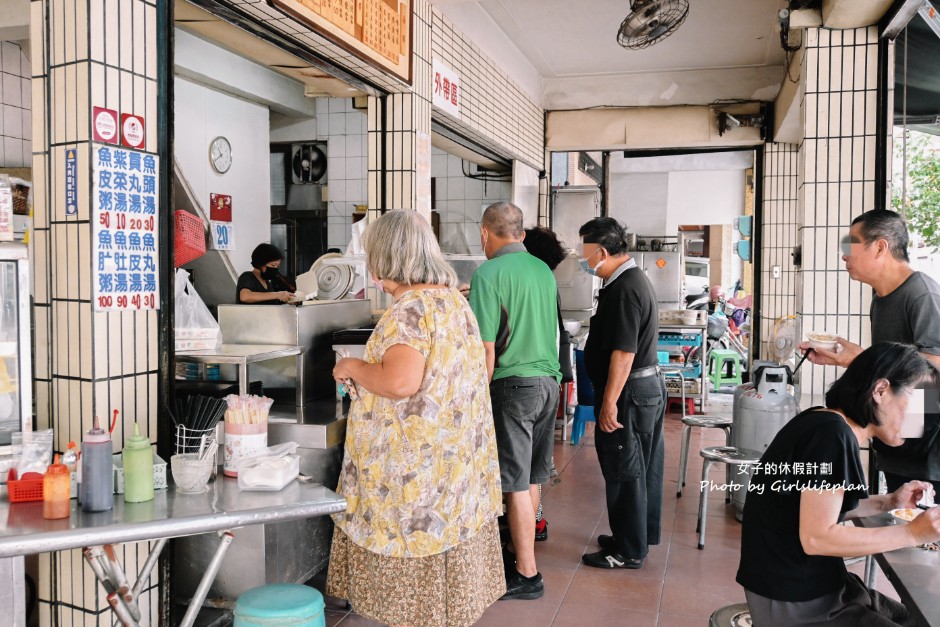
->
[234,583,325,627]
[708,349,742,391]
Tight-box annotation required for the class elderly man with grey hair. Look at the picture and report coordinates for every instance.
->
[799,209,940,494]
[469,202,561,601]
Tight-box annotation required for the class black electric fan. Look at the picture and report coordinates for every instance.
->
[617,0,690,50]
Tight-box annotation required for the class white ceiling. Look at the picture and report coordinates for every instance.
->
[432,0,792,108]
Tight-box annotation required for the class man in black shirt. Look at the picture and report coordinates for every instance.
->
[578,217,666,569]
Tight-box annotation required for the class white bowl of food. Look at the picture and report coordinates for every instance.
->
[806,332,839,352]
[889,508,922,523]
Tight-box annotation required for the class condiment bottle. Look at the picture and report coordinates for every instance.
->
[80,416,114,512]
[61,441,78,471]
[43,455,71,519]
[122,423,154,503]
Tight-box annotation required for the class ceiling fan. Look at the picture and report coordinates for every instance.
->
[617,0,690,50]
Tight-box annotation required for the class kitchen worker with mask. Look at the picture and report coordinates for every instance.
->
[236,243,296,304]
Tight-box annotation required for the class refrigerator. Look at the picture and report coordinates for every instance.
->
[635,251,683,310]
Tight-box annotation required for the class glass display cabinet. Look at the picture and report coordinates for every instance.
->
[0,243,31,463]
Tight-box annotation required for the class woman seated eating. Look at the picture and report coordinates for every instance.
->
[737,342,940,626]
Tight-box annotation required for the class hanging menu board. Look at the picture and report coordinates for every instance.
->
[268,0,411,83]
[92,144,160,312]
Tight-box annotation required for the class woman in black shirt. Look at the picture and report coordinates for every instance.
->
[736,342,940,626]
[236,243,295,304]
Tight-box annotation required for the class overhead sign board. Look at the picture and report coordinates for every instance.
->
[267,0,412,84]
[432,58,460,118]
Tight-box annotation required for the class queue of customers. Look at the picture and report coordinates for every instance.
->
[318,204,939,626]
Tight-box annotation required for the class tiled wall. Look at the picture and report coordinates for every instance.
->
[367,0,433,219]
[429,6,544,170]
[0,41,31,167]
[31,0,161,623]
[317,98,367,250]
[759,142,801,360]
[433,146,510,254]
[798,27,878,398]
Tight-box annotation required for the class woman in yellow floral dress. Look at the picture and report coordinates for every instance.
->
[328,210,505,626]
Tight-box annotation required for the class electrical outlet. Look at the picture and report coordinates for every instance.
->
[772,265,781,279]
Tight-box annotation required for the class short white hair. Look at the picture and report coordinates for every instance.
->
[363,210,458,287]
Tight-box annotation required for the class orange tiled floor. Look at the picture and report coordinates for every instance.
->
[317,393,896,626]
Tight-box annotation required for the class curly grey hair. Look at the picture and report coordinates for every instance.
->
[363,210,458,287]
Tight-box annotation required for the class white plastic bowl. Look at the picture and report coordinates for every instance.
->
[806,332,839,352]
[171,453,213,493]
[562,319,582,336]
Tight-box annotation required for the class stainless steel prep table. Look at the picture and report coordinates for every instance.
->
[855,513,940,627]
[0,477,345,626]
[176,344,304,405]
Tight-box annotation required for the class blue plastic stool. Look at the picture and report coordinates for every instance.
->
[234,584,326,627]
[570,404,595,445]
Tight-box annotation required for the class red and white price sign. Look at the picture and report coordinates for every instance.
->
[92,106,119,144]
[432,58,460,118]
[121,113,146,149]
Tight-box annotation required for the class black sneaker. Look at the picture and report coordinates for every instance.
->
[597,534,616,551]
[535,519,548,542]
[500,569,544,600]
[581,549,643,570]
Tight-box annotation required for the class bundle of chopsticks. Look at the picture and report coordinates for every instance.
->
[172,394,227,433]
[223,394,274,425]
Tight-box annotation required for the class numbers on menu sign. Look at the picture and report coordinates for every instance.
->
[92,144,160,312]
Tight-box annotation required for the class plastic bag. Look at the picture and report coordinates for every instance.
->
[12,429,54,475]
[236,442,300,491]
[175,268,221,350]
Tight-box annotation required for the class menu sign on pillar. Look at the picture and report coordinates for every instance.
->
[432,58,460,118]
[92,144,160,311]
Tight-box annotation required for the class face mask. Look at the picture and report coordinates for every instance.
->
[579,250,604,276]
[262,267,279,281]
[481,229,489,253]
[370,275,384,292]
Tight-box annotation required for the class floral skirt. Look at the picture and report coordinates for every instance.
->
[326,518,505,627]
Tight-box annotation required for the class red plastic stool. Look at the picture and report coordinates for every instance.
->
[667,397,695,416]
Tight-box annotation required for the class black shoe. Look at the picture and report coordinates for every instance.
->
[581,549,643,570]
[501,569,544,600]
[535,519,548,542]
[597,534,616,551]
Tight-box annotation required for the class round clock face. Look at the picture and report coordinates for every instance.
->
[209,136,232,174]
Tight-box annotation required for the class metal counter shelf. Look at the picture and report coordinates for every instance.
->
[176,344,305,406]
[0,474,345,626]
[854,513,940,627]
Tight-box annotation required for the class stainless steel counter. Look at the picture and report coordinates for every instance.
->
[217,300,372,404]
[0,477,345,625]
[176,344,305,405]
[855,514,940,627]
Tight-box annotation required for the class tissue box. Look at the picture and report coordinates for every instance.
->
[113,451,168,494]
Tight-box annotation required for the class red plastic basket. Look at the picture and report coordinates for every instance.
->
[8,473,45,503]
[175,210,207,267]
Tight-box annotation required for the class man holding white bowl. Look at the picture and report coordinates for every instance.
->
[799,209,940,495]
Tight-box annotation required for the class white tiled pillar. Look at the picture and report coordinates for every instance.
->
[798,27,879,396]
[367,0,432,221]
[31,0,163,624]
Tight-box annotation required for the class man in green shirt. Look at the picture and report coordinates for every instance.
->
[470,202,561,601]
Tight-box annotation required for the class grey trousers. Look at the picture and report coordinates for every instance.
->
[745,573,914,627]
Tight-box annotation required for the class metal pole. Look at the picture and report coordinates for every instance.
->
[131,537,168,599]
[179,530,235,627]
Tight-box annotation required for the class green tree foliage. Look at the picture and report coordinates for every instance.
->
[892,130,940,251]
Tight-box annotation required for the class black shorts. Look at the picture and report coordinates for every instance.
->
[489,376,559,492]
